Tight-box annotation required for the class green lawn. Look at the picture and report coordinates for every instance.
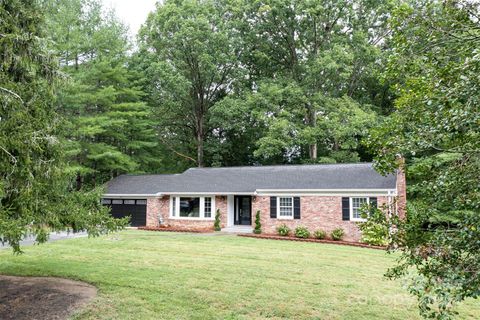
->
[0,231,478,319]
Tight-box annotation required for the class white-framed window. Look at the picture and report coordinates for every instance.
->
[112,199,123,205]
[136,199,147,205]
[350,197,369,221]
[180,197,200,217]
[204,197,212,218]
[171,197,176,217]
[124,199,135,205]
[277,197,294,219]
[170,196,215,219]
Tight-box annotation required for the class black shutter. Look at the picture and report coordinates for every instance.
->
[293,197,301,219]
[270,197,277,218]
[342,197,350,221]
[370,197,378,209]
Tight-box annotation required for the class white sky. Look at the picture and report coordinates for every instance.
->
[101,0,158,36]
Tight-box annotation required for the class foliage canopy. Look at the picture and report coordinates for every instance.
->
[365,1,480,318]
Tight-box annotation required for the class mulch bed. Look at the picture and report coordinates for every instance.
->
[0,275,97,320]
[138,226,213,233]
[238,233,386,250]
[138,227,385,250]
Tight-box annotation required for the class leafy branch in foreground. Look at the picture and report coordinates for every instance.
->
[365,1,480,318]
[357,204,389,246]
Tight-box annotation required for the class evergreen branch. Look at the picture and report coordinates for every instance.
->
[0,87,24,104]
[0,145,17,177]
[0,146,16,163]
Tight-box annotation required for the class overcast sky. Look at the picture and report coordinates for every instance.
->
[101,0,158,36]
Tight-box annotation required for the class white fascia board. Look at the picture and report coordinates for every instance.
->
[165,192,255,196]
[103,193,162,198]
[387,190,398,196]
[104,190,398,197]
[255,189,396,196]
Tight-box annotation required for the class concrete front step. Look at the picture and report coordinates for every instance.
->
[221,226,253,234]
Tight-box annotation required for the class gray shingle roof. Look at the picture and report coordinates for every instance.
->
[105,163,396,195]
[105,174,180,195]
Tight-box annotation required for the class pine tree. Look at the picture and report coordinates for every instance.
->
[0,0,124,253]
[44,0,162,188]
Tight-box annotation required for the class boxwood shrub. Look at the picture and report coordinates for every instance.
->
[313,230,326,240]
[294,226,310,238]
[331,228,345,241]
[276,224,290,236]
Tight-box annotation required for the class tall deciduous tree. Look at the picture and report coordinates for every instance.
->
[138,0,241,167]
[366,1,480,318]
[230,0,391,163]
[198,0,392,165]
[0,0,124,253]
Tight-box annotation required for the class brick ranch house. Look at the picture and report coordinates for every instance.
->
[103,163,406,242]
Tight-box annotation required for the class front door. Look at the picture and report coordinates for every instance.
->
[234,196,252,225]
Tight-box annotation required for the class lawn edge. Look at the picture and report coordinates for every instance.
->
[238,234,386,250]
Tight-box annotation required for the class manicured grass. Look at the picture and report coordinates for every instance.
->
[0,231,478,319]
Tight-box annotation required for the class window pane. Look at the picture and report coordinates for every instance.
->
[204,197,212,218]
[280,197,292,207]
[112,199,123,204]
[101,199,111,205]
[136,199,147,205]
[352,197,368,219]
[279,207,292,216]
[124,199,135,205]
[278,197,293,217]
[353,208,361,219]
[179,197,200,217]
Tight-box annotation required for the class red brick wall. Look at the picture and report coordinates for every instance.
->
[146,194,393,242]
[215,196,228,227]
[252,196,388,242]
[146,197,161,227]
[145,196,228,229]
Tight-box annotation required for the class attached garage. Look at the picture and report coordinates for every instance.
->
[103,174,181,227]
[102,199,147,227]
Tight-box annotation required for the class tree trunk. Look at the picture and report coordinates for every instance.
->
[309,143,317,160]
[92,162,97,187]
[306,103,318,160]
[197,131,204,167]
[196,113,204,167]
[76,173,82,191]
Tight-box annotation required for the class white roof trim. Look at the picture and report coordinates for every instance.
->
[255,189,397,196]
[256,188,394,192]
[165,192,255,196]
[103,193,162,198]
[104,190,398,197]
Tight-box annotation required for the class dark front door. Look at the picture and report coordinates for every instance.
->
[234,196,252,225]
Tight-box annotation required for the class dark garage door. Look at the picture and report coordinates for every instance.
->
[102,199,147,227]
